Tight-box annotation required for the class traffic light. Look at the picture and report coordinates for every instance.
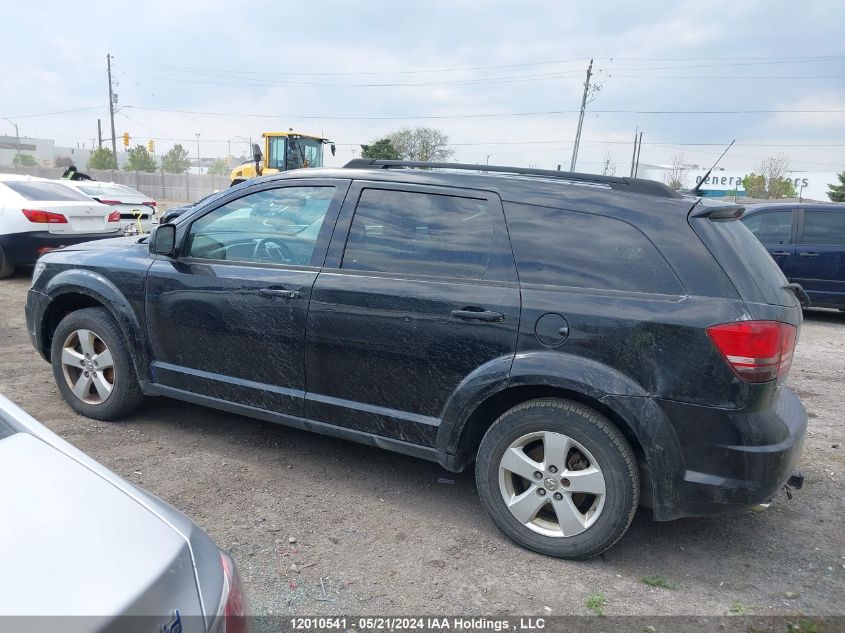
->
[122,132,130,147]
[147,140,155,154]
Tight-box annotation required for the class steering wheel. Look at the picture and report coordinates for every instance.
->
[253,237,295,264]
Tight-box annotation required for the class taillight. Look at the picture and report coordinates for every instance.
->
[142,200,157,208]
[96,199,122,205]
[707,320,797,383]
[220,551,248,633]
[107,211,121,223]
[22,209,67,224]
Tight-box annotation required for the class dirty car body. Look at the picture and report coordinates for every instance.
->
[25,161,807,558]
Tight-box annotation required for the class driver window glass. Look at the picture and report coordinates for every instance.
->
[185,186,336,266]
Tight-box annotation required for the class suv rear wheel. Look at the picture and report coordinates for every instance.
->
[50,308,144,420]
[475,398,639,559]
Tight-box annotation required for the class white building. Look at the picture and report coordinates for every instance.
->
[638,163,839,201]
[0,135,92,169]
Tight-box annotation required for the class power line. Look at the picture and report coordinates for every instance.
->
[4,106,103,120]
[147,71,585,89]
[128,105,845,121]
[154,54,845,77]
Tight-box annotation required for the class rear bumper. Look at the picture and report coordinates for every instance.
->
[0,231,121,267]
[656,387,807,518]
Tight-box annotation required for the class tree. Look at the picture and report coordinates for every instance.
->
[742,173,767,198]
[387,127,454,162]
[827,171,845,202]
[759,155,796,199]
[206,158,228,176]
[161,143,191,174]
[742,156,796,199]
[662,154,689,190]
[53,156,74,168]
[12,153,38,167]
[124,145,157,172]
[601,152,616,176]
[88,148,117,170]
[360,137,401,160]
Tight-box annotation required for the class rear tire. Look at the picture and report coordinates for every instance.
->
[475,398,639,559]
[0,246,14,279]
[50,307,144,420]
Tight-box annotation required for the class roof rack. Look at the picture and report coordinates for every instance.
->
[343,159,681,199]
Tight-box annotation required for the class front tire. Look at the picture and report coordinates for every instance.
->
[475,398,639,559]
[50,307,144,420]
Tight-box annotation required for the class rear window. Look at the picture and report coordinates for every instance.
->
[0,417,15,441]
[691,215,794,307]
[2,181,92,202]
[78,184,130,198]
[504,202,683,294]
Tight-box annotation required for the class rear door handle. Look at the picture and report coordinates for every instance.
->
[259,287,302,299]
[799,252,820,257]
[450,308,505,322]
[770,251,791,256]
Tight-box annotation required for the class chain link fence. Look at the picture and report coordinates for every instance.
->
[1,166,231,204]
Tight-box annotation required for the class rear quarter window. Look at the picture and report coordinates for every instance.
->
[504,202,683,295]
[2,181,93,202]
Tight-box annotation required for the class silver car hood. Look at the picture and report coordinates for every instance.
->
[0,396,224,632]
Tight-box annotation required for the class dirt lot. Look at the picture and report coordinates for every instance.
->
[1,270,843,619]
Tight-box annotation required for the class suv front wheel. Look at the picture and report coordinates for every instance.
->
[476,398,639,559]
[50,307,145,420]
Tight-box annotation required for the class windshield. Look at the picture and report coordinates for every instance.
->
[267,137,324,170]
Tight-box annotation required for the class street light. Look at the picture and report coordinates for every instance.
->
[194,133,201,174]
[3,118,21,153]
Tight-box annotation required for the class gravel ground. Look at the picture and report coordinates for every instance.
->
[0,269,843,619]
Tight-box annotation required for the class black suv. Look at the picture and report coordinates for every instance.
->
[25,160,807,559]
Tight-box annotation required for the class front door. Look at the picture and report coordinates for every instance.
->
[145,180,349,414]
[304,181,521,446]
[792,208,845,308]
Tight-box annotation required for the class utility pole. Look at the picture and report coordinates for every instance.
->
[97,119,102,149]
[629,128,638,176]
[634,131,643,177]
[106,54,117,163]
[569,58,593,172]
[195,133,201,174]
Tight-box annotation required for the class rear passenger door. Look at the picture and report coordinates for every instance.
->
[304,182,520,446]
[792,208,845,308]
[740,208,797,276]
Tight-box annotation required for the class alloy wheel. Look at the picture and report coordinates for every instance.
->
[498,430,607,537]
[60,329,115,405]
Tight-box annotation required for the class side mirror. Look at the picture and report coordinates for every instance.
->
[252,143,263,163]
[149,224,177,256]
[330,143,336,156]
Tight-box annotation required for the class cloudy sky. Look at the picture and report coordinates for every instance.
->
[2,0,843,173]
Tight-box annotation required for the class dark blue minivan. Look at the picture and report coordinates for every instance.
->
[742,203,845,310]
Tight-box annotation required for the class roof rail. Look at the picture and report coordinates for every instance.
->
[343,159,681,199]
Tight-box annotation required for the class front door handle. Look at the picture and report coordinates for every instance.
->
[771,251,791,256]
[450,308,505,322]
[259,287,302,299]
[799,252,820,257]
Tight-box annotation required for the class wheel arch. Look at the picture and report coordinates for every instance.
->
[40,271,151,385]
[437,352,684,516]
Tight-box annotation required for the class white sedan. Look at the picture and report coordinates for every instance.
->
[57,180,159,235]
[0,174,122,278]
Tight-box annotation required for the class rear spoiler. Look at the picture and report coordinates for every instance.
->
[689,200,745,220]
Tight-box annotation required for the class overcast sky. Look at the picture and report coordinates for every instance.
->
[2,0,843,173]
